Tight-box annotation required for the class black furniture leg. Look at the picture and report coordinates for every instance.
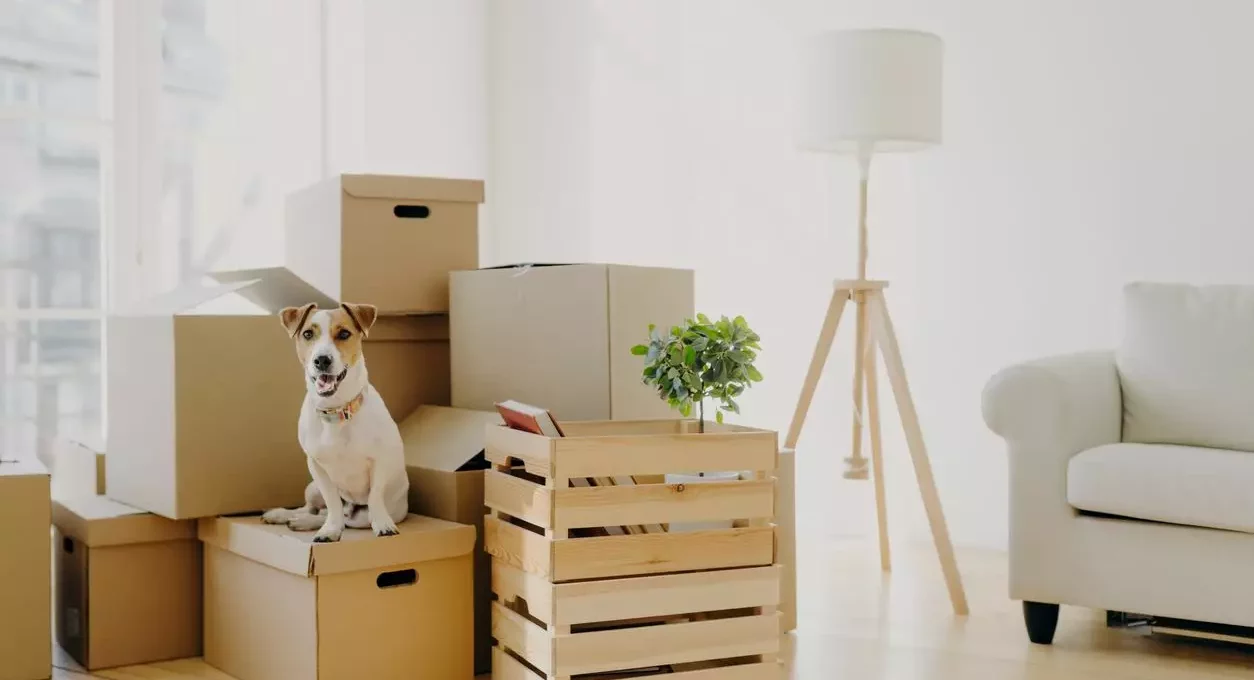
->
[1023,601,1060,644]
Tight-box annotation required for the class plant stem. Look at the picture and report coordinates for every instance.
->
[699,398,705,434]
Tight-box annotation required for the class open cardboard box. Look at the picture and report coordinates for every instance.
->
[449,263,694,421]
[107,266,451,520]
[286,174,484,314]
[398,405,502,675]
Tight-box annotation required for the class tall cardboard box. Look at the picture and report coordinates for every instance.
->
[286,174,484,314]
[449,263,694,421]
[201,515,475,680]
[107,269,451,520]
[398,405,502,675]
[0,460,51,680]
[52,496,201,670]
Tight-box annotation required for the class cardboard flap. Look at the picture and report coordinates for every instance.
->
[341,174,485,204]
[53,497,196,547]
[399,406,503,472]
[199,515,476,577]
[207,266,338,313]
[111,281,251,317]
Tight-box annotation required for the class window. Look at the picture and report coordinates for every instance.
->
[0,0,324,462]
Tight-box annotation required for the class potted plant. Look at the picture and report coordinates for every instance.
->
[632,314,764,530]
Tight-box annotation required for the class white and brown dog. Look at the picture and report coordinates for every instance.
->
[261,302,408,542]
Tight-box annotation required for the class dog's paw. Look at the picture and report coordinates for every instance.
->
[261,508,294,525]
[372,516,400,538]
[286,513,325,532]
[312,527,342,543]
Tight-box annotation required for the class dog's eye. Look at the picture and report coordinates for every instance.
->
[302,329,314,340]
[336,329,351,341]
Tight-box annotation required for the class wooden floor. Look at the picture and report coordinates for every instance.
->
[50,539,1254,679]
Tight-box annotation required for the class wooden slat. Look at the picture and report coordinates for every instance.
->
[658,661,783,680]
[555,612,780,676]
[491,602,553,675]
[485,425,554,478]
[560,419,687,437]
[551,526,775,582]
[485,469,553,529]
[554,479,775,530]
[555,432,777,478]
[492,559,555,625]
[491,647,543,680]
[555,565,781,625]
[484,516,552,578]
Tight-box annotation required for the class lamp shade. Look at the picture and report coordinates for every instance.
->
[796,28,943,154]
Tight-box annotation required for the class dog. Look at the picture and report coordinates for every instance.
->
[260,302,408,542]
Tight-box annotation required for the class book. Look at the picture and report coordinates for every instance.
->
[495,399,565,437]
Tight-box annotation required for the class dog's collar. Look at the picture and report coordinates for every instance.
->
[317,387,367,424]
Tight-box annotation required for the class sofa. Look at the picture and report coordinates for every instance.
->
[983,282,1254,644]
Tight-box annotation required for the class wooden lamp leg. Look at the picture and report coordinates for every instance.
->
[862,331,890,571]
[784,288,849,451]
[866,290,968,615]
[844,296,870,480]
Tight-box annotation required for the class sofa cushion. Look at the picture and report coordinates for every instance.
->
[1068,442,1254,534]
[1118,282,1254,450]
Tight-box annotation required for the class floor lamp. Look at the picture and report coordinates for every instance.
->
[788,28,968,615]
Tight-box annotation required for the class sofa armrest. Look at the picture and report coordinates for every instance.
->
[982,350,1122,457]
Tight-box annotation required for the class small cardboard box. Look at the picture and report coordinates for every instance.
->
[286,174,484,314]
[449,263,694,421]
[107,268,452,520]
[0,460,51,680]
[201,515,476,680]
[52,496,201,670]
[51,435,106,500]
[398,405,501,675]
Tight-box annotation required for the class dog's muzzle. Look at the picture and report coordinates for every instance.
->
[313,367,348,397]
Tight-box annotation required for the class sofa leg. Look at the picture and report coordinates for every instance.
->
[1023,601,1060,644]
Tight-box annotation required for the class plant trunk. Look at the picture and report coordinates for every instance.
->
[699,398,705,433]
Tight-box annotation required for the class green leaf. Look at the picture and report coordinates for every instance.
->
[667,367,679,380]
[728,349,747,363]
[697,313,711,324]
[733,315,747,328]
[716,410,724,424]
[747,365,763,381]
[631,344,649,356]
[683,345,695,366]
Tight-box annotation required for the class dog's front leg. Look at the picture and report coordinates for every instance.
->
[367,461,401,537]
[309,458,344,543]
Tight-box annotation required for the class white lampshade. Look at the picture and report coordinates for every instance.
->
[796,28,943,154]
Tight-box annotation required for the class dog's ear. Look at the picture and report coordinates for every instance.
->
[340,302,378,338]
[279,303,317,338]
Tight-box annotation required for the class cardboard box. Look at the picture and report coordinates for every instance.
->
[51,435,106,500]
[0,460,51,680]
[286,174,485,314]
[398,405,502,675]
[201,515,476,680]
[107,268,451,520]
[449,263,694,421]
[52,496,201,670]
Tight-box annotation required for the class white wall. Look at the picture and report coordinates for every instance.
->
[487,0,1254,551]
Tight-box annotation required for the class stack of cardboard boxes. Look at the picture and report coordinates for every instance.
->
[0,173,707,680]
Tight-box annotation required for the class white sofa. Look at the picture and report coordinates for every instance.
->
[983,282,1254,644]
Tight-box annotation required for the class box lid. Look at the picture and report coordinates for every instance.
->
[198,514,475,577]
[53,496,196,547]
[341,174,484,204]
[207,266,338,312]
[0,458,48,479]
[399,405,502,472]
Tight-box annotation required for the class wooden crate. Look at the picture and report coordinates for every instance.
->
[484,419,783,679]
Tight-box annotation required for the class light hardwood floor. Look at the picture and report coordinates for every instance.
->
[50,539,1254,679]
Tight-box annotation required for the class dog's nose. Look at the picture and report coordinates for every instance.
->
[312,354,332,372]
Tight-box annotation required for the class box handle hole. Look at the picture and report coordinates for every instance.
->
[393,205,431,219]
[62,537,74,554]
[377,568,418,589]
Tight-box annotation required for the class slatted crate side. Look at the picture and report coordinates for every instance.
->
[485,469,554,529]
[554,430,778,479]
[552,476,775,530]
[550,526,775,582]
[485,515,554,579]
[552,565,781,626]
[485,424,555,478]
[492,649,782,680]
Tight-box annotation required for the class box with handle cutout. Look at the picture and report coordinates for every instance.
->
[199,514,476,680]
[285,173,484,314]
